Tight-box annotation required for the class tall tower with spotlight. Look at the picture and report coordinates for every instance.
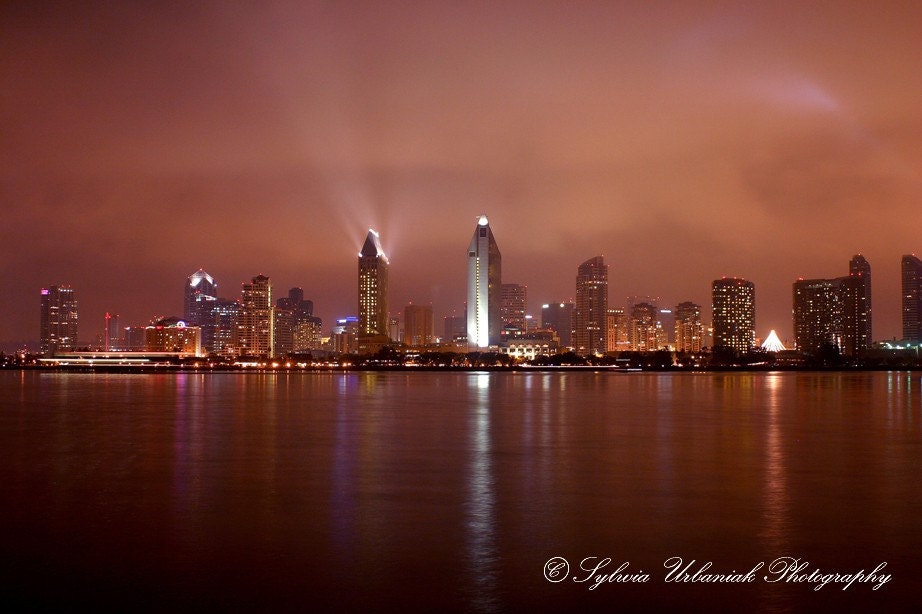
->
[466,215,502,348]
[359,229,389,337]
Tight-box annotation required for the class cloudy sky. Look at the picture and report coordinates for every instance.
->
[2,0,921,348]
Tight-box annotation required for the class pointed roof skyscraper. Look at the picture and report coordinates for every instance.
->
[358,229,389,337]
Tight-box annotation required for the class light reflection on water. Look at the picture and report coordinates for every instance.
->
[1,370,920,611]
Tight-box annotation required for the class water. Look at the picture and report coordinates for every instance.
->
[1,370,920,611]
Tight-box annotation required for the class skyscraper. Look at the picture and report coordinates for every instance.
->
[606,307,629,352]
[358,229,389,338]
[902,255,922,342]
[500,283,527,336]
[237,275,273,357]
[404,304,434,347]
[467,215,502,348]
[848,254,872,352]
[793,256,873,357]
[629,302,657,351]
[574,256,608,356]
[712,278,755,353]
[40,285,78,356]
[184,269,218,324]
[675,301,704,353]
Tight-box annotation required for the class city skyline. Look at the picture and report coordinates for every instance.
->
[3,2,922,350]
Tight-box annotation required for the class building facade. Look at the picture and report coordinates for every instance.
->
[849,254,872,349]
[542,302,575,349]
[237,275,273,357]
[40,285,78,356]
[466,215,502,348]
[500,283,527,336]
[145,317,202,356]
[902,255,922,342]
[404,304,434,347]
[358,229,389,338]
[675,301,704,353]
[712,278,755,354]
[574,256,608,355]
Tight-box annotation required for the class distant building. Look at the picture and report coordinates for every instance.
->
[574,256,608,356]
[404,304,434,347]
[467,215,502,348]
[629,302,657,351]
[675,301,704,353]
[793,256,873,357]
[902,255,922,342]
[40,285,78,356]
[542,302,575,348]
[443,315,466,343]
[605,307,630,352]
[183,269,217,323]
[849,255,872,349]
[712,278,755,353]
[210,299,239,356]
[358,229,389,337]
[104,312,119,351]
[145,317,202,356]
[500,283,527,336]
[293,317,323,352]
[237,275,273,357]
[332,317,360,354]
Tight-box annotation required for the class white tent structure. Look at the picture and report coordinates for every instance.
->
[761,330,785,352]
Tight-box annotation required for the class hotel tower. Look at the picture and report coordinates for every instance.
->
[466,215,502,348]
[358,229,389,337]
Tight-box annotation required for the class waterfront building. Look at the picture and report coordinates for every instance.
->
[902,254,922,342]
[605,307,630,352]
[404,304,434,347]
[237,275,273,357]
[675,301,704,353]
[40,285,78,356]
[500,283,527,337]
[574,256,608,356]
[712,278,755,353]
[542,302,575,349]
[849,255,872,349]
[793,256,873,357]
[359,229,389,338]
[629,302,657,351]
[466,215,502,348]
[145,317,202,356]
[443,315,466,343]
[183,269,217,323]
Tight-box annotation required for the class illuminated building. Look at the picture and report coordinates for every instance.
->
[712,278,755,353]
[574,256,608,356]
[848,254,872,352]
[404,304,434,347]
[466,215,502,348]
[629,302,657,351]
[762,330,785,352]
[183,269,217,323]
[542,302,575,348]
[793,257,872,357]
[144,317,202,356]
[358,229,389,337]
[40,285,78,356]
[500,283,527,337]
[675,302,704,353]
[293,317,323,352]
[902,255,922,342]
[275,287,316,357]
[237,275,273,357]
[332,317,360,354]
[210,299,239,356]
[606,307,630,352]
[104,312,119,351]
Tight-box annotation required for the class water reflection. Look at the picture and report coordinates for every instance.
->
[465,373,499,611]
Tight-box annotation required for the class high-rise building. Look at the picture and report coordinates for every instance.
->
[358,229,389,338]
[848,254,872,352]
[467,215,502,348]
[500,283,527,336]
[237,275,273,357]
[211,299,239,356]
[902,255,922,342]
[40,285,78,356]
[404,304,434,347]
[275,287,316,357]
[542,302,575,348]
[574,256,608,355]
[675,302,704,353]
[712,278,755,353]
[629,302,657,351]
[605,307,630,352]
[104,312,119,351]
[184,269,218,323]
[793,257,873,357]
[145,317,202,356]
